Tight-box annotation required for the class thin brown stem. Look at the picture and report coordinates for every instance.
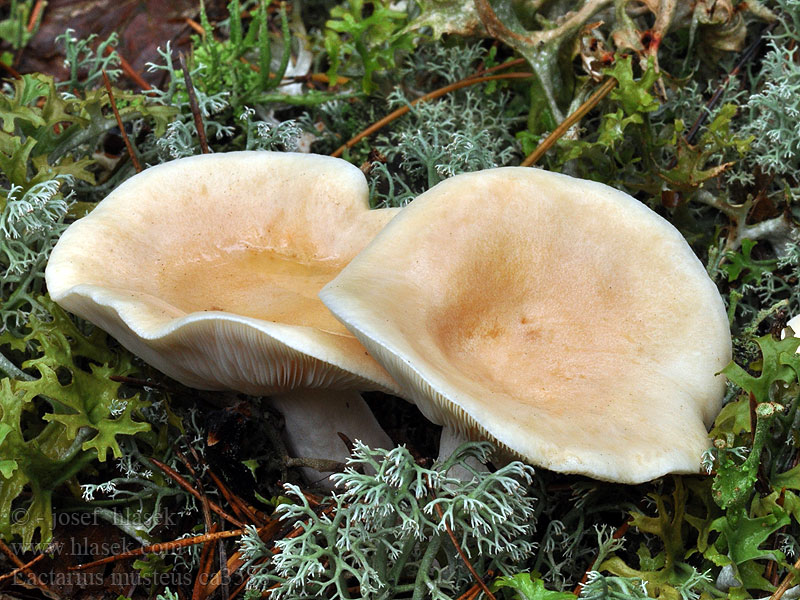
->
[330,72,533,158]
[0,551,47,582]
[521,77,617,167]
[0,58,22,79]
[193,523,219,600]
[179,52,209,154]
[150,457,244,528]
[102,69,142,173]
[207,468,268,526]
[105,45,152,91]
[468,57,526,79]
[216,536,231,600]
[186,17,206,35]
[431,501,497,600]
[69,527,255,571]
[0,539,56,598]
[770,553,800,600]
[455,584,482,600]
[27,0,45,31]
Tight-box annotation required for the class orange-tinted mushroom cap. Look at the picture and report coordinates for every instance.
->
[321,167,732,484]
[45,151,400,397]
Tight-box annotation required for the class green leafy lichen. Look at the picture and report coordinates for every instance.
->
[0,298,150,547]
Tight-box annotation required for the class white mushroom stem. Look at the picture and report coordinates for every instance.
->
[270,389,392,487]
[437,426,488,481]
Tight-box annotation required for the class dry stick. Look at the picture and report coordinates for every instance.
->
[177,446,217,540]
[521,76,618,167]
[149,457,245,528]
[469,57,526,79]
[186,17,206,36]
[102,69,143,173]
[69,527,256,571]
[217,536,231,600]
[179,52,210,154]
[0,59,22,79]
[217,504,336,597]
[330,72,534,158]
[430,501,497,600]
[0,540,56,599]
[203,519,286,598]
[104,45,152,91]
[206,468,268,527]
[770,552,800,600]
[192,523,219,600]
[185,454,214,534]
[26,0,45,32]
[0,552,47,582]
[455,586,481,600]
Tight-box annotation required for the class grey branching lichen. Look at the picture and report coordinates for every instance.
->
[369,45,523,207]
[239,441,537,599]
[0,175,72,330]
[57,28,121,92]
[741,7,800,182]
[145,44,302,160]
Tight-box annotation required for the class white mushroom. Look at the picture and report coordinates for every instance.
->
[320,167,732,484]
[45,151,401,483]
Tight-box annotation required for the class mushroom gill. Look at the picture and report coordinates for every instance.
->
[46,151,401,482]
[321,167,732,484]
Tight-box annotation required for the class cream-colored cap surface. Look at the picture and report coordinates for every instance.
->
[320,167,732,483]
[46,151,400,396]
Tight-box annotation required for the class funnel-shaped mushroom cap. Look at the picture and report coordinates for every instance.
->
[46,152,400,396]
[321,167,732,484]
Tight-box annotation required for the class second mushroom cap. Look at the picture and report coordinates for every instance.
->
[320,167,732,484]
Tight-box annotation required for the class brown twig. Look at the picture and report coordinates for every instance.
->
[0,58,22,79]
[206,504,334,597]
[0,540,57,599]
[186,17,205,36]
[216,536,231,600]
[149,457,244,528]
[193,523,219,600]
[0,551,47,582]
[70,527,257,571]
[207,468,268,527]
[469,57,526,79]
[770,552,800,600]
[330,72,533,158]
[104,45,152,91]
[179,52,209,154]
[203,519,285,598]
[521,76,618,167]
[102,69,143,173]
[455,584,482,600]
[26,0,44,32]
[430,501,497,600]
